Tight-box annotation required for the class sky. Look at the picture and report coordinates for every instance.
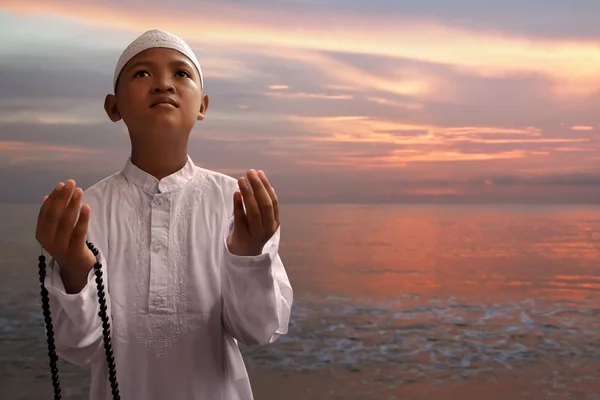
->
[1,0,600,204]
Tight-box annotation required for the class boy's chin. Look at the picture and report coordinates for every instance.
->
[129,122,192,138]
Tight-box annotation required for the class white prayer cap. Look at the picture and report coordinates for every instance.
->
[113,29,204,91]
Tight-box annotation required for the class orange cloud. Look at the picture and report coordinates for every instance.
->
[264,91,353,100]
[440,126,541,137]
[449,138,589,144]
[386,149,530,163]
[270,114,593,169]
[287,115,556,147]
[0,108,105,125]
[571,125,594,131]
[0,141,104,164]
[403,188,463,196]
[200,57,261,81]
[265,49,448,99]
[554,146,596,152]
[367,97,423,111]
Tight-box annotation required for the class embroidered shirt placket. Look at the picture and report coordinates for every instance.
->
[149,187,170,313]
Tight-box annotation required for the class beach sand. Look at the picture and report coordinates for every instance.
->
[247,364,600,400]
[2,358,600,399]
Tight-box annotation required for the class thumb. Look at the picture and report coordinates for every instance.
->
[232,191,248,232]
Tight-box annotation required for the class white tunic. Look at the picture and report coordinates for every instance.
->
[44,155,293,400]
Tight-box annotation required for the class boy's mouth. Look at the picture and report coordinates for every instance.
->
[150,97,179,108]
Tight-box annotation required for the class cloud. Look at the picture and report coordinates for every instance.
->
[489,173,600,187]
[0,140,105,165]
[572,125,595,131]
[0,60,111,100]
[5,0,600,99]
[0,121,126,149]
[9,0,600,41]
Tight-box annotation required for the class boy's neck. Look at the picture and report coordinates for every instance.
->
[130,142,189,181]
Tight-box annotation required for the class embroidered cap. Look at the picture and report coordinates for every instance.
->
[113,29,204,91]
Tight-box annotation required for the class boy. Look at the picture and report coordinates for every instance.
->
[34,29,293,400]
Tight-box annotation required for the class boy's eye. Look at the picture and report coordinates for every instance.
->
[176,70,191,78]
[134,70,150,78]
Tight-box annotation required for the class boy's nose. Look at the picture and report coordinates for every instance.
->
[152,77,175,93]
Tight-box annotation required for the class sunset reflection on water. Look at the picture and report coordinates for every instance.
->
[280,204,600,303]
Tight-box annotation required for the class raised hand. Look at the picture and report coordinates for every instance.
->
[35,179,96,293]
[227,169,280,257]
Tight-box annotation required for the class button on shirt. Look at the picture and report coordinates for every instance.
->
[44,155,293,400]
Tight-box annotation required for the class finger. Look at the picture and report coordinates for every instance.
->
[56,187,83,248]
[44,180,76,240]
[238,176,262,236]
[71,203,91,248]
[35,196,50,242]
[258,170,279,225]
[232,191,248,231]
[246,170,274,229]
[36,182,65,244]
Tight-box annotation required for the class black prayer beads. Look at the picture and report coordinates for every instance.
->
[38,254,61,399]
[38,240,121,400]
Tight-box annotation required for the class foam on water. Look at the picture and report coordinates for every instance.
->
[241,295,600,388]
[4,288,599,388]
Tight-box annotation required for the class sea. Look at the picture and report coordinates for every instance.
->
[1,203,600,399]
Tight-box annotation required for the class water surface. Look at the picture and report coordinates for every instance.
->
[1,203,599,399]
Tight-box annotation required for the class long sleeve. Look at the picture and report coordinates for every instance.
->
[221,217,293,346]
[44,252,110,366]
[42,190,112,366]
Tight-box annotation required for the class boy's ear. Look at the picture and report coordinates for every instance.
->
[197,94,209,121]
[104,94,122,122]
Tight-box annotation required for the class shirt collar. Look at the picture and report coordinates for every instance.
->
[122,155,197,194]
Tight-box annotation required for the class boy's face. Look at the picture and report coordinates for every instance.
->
[104,47,208,139]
